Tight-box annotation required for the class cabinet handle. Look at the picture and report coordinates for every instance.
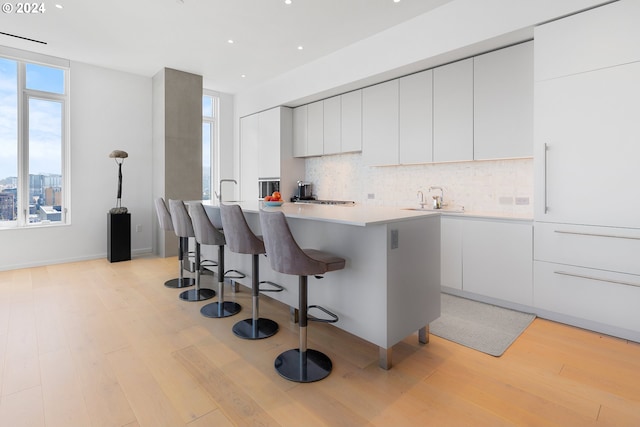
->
[543,143,549,214]
[554,271,640,288]
[554,230,640,241]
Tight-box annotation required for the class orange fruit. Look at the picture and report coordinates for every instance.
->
[272,191,281,201]
[264,195,273,201]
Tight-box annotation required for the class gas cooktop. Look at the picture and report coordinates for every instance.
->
[293,199,355,205]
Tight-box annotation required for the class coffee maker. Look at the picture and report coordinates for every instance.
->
[295,181,314,200]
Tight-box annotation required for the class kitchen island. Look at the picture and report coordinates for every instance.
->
[199,200,441,369]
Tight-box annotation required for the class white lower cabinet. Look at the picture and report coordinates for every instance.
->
[534,261,640,340]
[462,218,533,305]
[441,216,533,306]
[533,221,640,341]
[441,216,463,290]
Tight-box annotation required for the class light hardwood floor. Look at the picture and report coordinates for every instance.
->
[0,255,639,427]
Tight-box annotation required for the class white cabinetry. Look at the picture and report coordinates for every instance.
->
[433,58,473,162]
[293,91,362,157]
[534,223,640,341]
[474,41,533,160]
[341,90,362,153]
[362,79,399,166]
[292,105,307,158]
[240,113,259,202]
[441,216,533,306]
[323,95,341,155]
[258,107,280,178]
[441,216,462,290]
[535,0,640,81]
[533,0,640,342]
[306,101,324,157]
[240,107,303,201]
[399,70,433,164]
[535,62,640,228]
[462,218,532,306]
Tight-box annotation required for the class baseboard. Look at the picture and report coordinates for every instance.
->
[0,247,154,272]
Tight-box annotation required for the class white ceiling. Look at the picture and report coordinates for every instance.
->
[0,0,453,94]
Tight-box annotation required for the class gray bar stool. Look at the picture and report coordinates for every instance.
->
[220,203,283,340]
[168,200,216,302]
[154,197,194,289]
[190,202,242,318]
[259,209,345,383]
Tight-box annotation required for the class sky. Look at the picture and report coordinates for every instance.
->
[0,57,64,179]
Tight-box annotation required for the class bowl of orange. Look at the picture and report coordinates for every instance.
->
[263,192,284,207]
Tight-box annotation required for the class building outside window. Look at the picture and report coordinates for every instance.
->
[0,50,70,228]
[202,91,219,200]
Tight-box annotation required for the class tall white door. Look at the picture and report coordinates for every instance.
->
[535,62,640,228]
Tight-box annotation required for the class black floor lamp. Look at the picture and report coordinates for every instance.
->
[108,150,130,262]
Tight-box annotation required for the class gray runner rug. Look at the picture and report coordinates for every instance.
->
[430,293,536,357]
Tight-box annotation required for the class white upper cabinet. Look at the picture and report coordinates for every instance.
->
[474,41,533,160]
[535,0,640,81]
[433,58,473,162]
[240,113,260,201]
[341,90,362,153]
[362,79,399,166]
[399,70,433,164]
[258,107,280,178]
[323,95,341,155]
[292,105,307,158]
[306,101,324,157]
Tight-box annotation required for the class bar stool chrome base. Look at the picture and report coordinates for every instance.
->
[200,301,241,318]
[164,277,195,288]
[179,288,216,301]
[232,318,279,340]
[274,349,332,383]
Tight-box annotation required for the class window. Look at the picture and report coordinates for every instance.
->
[202,92,219,200]
[0,52,69,228]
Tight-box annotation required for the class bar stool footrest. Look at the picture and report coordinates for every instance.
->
[224,269,246,279]
[259,280,284,292]
[307,305,339,323]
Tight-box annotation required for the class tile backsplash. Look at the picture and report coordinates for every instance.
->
[305,152,533,216]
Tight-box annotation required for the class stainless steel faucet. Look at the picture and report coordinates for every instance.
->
[417,190,425,208]
[216,179,237,201]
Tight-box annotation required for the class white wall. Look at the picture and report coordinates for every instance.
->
[0,61,153,271]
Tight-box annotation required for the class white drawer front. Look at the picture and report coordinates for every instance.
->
[534,261,640,333]
[534,222,640,276]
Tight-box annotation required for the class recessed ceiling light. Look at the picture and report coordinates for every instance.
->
[241,74,246,78]
[55,4,63,8]
[285,0,292,4]
[227,39,234,44]
[297,45,303,50]
[393,0,401,3]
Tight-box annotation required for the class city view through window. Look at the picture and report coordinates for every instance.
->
[0,57,66,227]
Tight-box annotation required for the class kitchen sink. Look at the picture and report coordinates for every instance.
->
[403,206,465,213]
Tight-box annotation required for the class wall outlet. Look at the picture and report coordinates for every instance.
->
[136,224,142,232]
[499,196,514,205]
[515,196,530,206]
[368,193,375,199]
[390,229,399,249]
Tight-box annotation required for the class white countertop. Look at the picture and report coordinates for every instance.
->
[200,200,439,227]
[199,200,532,226]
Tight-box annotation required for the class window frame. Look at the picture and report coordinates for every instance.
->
[0,47,70,229]
[202,90,220,201]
